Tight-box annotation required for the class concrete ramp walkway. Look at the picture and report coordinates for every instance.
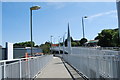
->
[36,57,72,78]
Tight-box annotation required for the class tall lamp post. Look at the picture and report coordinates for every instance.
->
[82,16,87,38]
[30,6,40,56]
[63,32,67,54]
[50,36,53,54]
[58,36,61,54]
[116,1,120,45]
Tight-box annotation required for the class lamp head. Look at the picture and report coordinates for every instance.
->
[84,16,87,18]
[30,6,41,10]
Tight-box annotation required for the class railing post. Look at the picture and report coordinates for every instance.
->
[87,48,90,78]
[4,61,6,79]
[28,58,30,78]
[110,56,113,78]
[19,60,22,78]
[96,56,99,78]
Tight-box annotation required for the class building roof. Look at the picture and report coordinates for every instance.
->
[52,44,59,47]
[85,40,99,44]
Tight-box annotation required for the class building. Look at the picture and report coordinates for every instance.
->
[85,40,99,47]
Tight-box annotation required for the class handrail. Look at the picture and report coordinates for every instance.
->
[0,56,44,63]
[0,55,53,79]
[52,47,120,79]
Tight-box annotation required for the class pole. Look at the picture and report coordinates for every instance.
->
[50,36,53,54]
[63,35,65,54]
[30,9,33,56]
[67,23,71,54]
[82,17,85,38]
[58,36,60,54]
[63,32,66,54]
[116,1,120,46]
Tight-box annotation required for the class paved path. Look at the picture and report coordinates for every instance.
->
[37,57,72,78]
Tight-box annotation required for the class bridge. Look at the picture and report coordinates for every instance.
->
[52,47,120,79]
[0,53,84,79]
[1,1,120,80]
[0,24,120,80]
[0,47,120,79]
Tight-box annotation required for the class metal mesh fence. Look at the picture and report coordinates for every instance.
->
[0,55,53,79]
[61,47,120,79]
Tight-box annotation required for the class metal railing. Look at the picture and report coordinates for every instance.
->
[63,48,120,79]
[52,47,120,79]
[0,55,53,79]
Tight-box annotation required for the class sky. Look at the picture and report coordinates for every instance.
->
[1,2,118,47]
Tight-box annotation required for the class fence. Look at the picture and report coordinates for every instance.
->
[0,55,53,79]
[60,47,120,79]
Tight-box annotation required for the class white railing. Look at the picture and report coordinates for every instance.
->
[52,47,120,79]
[0,55,53,79]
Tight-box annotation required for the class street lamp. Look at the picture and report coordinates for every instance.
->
[50,36,53,54]
[116,1,120,44]
[63,32,67,54]
[58,36,60,54]
[30,6,41,56]
[82,16,87,38]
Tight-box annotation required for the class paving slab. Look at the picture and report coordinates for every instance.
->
[36,57,72,78]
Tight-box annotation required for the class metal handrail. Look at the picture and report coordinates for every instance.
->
[0,55,53,79]
[52,47,120,79]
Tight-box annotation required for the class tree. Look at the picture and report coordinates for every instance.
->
[65,39,67,47]
[40,42,51,53]
[34,45,39,47]
[112,29,120,47]
[95,28,119,47]
[65,37,73,47]
[71,42,78,47]
[79,38,88,46]
[14,41,35,47]
[98,29,113,47]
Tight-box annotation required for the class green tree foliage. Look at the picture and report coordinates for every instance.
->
[14,41,35,47]
[65,37,73,47]
[64,37,82,47]
[65,39,67,47]
[112,29,120,47]
[95,28,120,47]
[40,42,51,53]
[71,42,78,47]
[34,45,39,47]
[71,41,80,47]
[79,38,88,46]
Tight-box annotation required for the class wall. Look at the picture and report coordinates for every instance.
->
[13,48,27,58]
[0,48,2,60]
[13,48,43,59]
[0,48,43,60]
[0,48,6,60]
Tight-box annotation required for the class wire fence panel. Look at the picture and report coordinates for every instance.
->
[0,55,53,79]
[61,47,120,79]
[6,62,20,78]
[0,65,2,80]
